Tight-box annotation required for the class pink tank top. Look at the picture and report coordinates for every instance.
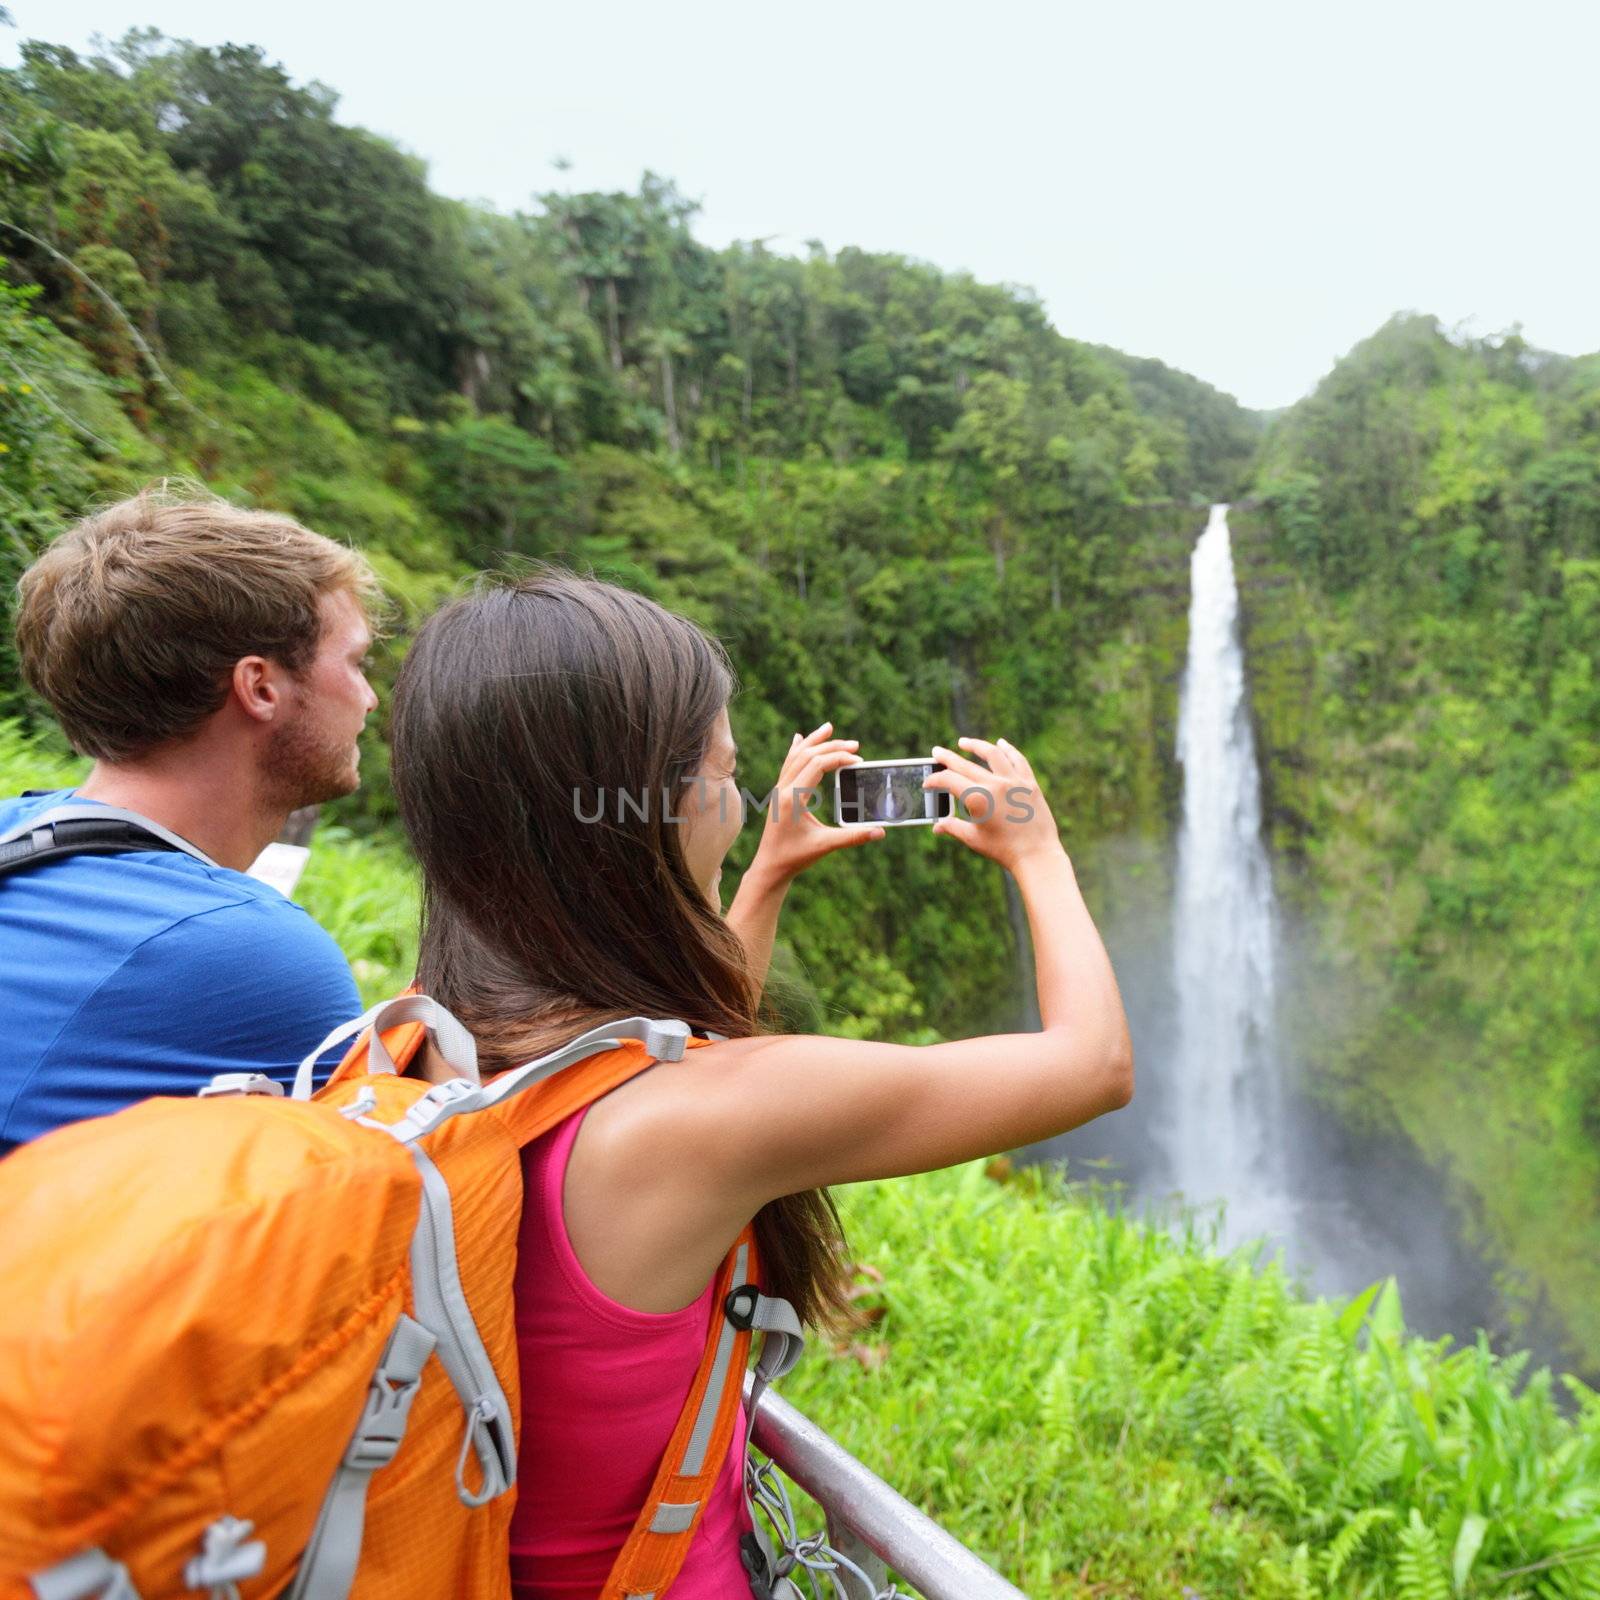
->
[509,1102,752,1599]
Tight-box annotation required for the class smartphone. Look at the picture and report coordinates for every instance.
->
[835,757,953,828]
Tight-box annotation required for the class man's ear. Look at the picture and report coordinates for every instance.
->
[229,655,283,726]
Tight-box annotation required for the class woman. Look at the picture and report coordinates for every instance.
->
[388,570,1133,1599]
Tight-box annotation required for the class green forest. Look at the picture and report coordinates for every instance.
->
[3,28,1598,1600]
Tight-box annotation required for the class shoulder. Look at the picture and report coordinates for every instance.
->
[83,873,361,1074]
[642,1030,890,1104]
[579,1031,865,1177]
[0,814,354,990]
[561,1030,903,1309]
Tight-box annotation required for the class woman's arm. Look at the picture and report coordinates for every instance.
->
[729,735,1132,1188]
[723,722,882,993]
[723,859,791,996]
[696,835,1131,1200]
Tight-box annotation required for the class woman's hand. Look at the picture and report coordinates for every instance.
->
[747,721,883,886]
[924,736,1065,874]
[728,723,877,990]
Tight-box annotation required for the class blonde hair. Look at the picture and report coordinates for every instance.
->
[16,481,381,761]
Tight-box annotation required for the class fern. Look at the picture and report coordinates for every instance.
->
[1211,1261,1258,1369]
[1246,1432,1311,1523]
[1332,1416,1405,1502]
[1257,1541,1321,1600]
[1261,1387,1303,1466]
[1324,1507,1397,1586]
[1282,1322,1339,1411]
[1394,1509,1450,1600]
[1039,1343,1078,1444]
[1540,1566,1600,1600]
[1172,1370,1231,1464]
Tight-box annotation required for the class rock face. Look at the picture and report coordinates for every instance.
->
[1227,507,1323,870]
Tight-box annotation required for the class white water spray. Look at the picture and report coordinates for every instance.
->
[1167,504,1287,1249]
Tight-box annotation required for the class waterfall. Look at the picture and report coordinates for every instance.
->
[1146,504,1518,1339]
[1026,503,1528,1356]
[1166,504,1286,1249]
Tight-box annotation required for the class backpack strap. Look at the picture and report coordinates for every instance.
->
[289,993,481,1100]
[359,1014,694,1145]
[727,1277,806,1600]
[599,1228,803,1600]
[0,802,216,879]
[284,1313,437,1600]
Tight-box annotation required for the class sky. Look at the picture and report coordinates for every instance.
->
[7,0,1599,412]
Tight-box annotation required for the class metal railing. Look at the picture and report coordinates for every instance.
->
[747,1380,1029,1600]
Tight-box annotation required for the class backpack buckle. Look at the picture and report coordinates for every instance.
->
[198,1073,286,1099]
[183,1516,266,1591]
[724,1284,760,1331]
[345,1372,424,1470]
[344,1314,435,1471]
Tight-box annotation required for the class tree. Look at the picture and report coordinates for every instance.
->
[425,415,574,565]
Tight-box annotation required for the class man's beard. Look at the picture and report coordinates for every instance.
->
[262,711,361,813]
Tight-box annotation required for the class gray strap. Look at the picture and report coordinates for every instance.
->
[743,1291,806,1432]
[404,1143,516,1510]
[291,993,479,1100]
[286,1313,436,1600]
[649,1500,699,1535]
[735,1288,806,1596]
[377,1015,690,1144]
[451,1396,507,1508]
[474,1015,689,1109]
[679,1241,752,1477]
[749,1296,805,1383]
[0,802,217,867]
[29,1551,143,1600]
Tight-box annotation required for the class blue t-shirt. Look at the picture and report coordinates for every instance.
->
[0,790,363,1157]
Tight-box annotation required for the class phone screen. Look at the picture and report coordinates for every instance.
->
[836,760,952,826]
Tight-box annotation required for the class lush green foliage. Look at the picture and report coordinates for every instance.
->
[785,1162,1600,1597]
[1246,316,1600,1371]
[0,715,80,793]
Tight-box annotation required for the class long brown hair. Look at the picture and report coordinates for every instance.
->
[390,567,849,1326]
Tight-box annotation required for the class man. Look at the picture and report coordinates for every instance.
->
[0,485,381,1156]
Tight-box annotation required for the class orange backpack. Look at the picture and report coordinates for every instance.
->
[0,995,804,1600]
